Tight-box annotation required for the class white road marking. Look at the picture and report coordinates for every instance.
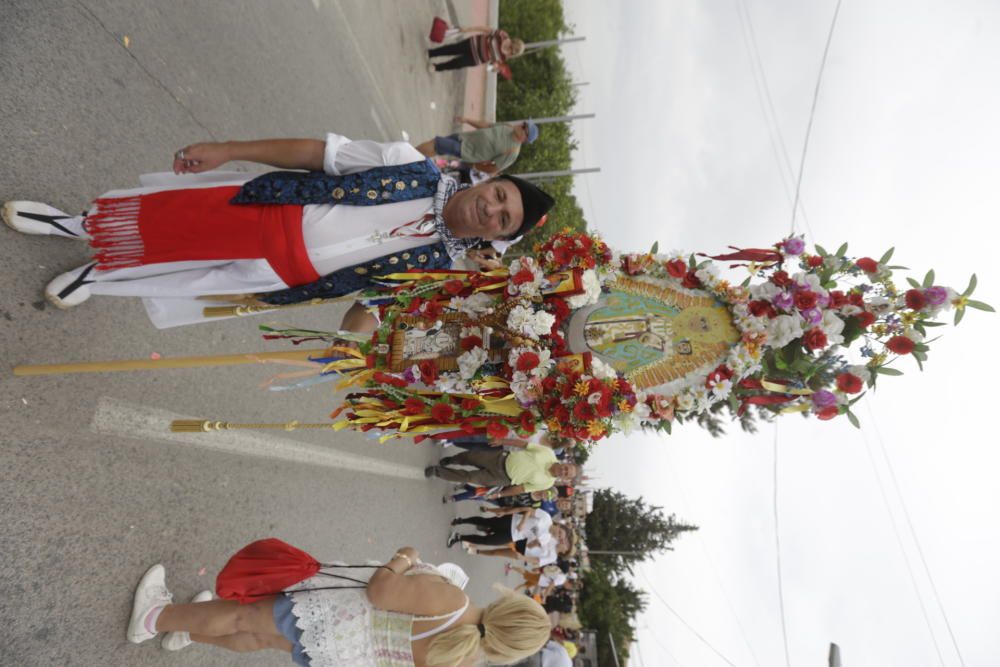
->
[90,396,425,480]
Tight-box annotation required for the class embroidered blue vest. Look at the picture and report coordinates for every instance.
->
[231,159,441,205]
[258,241,452,306]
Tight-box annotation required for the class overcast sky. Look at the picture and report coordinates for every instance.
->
[560,1,1000,665]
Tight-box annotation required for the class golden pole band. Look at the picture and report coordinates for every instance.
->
[170,419,338,433]
[13,348,328,377]
[202,296,356,318]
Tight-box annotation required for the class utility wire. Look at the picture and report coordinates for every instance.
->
[864,399,966,666]
[641,626,686,667]
[790,0,844,232]
[640,568,739,667]
[858,414,948,666]
[772,427,792,667]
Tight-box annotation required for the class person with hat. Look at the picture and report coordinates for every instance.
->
[3,133,554,329]
[416,117,539,175]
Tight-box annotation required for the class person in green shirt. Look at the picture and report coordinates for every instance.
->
[425,439,577,497]
[417,117,539,174]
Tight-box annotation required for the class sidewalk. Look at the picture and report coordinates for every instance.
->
[446,0,499,124]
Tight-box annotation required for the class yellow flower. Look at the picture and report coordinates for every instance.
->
[587,420,606,437]
[546,418,563,433]
[618,398,633,413]
[953,295,969,308]
[574,380,590,397]
[900,311,919,326]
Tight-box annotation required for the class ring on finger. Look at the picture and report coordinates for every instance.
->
[175,149,186,160]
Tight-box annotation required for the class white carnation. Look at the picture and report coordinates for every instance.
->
[507,305,556,339]
[457,346,489,380]
[819,311,845,345]
[590,356,619,381]
[767,314,805,348]
[567,269,603,308]
[450,292,494,317]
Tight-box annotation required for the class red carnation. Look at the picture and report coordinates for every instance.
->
[705,364,734,388]
[486,421,509,439]
[519,411,536,434]
[802,327,828,351]
[817,406,840,420]
[460,398,480,411]
[886,335,915,355]
[904,289,927,311]
[855,311,876,329]
[578,235,594,252]
[828,291,848,309]
[417,360,439,384]
[794,291,819,310]
[442,279,465,295]
[848,292,865,308]
[748,299,777,318]
[573,401,596,422]
[855,257,879,273]
[430,402,455,423]
[770,270,792,287]
[516,351,541,372]
[402,398,425,415]
[836,372,864,394]
[460,335,483,352]
[512,268,536,285]
[422,300,443,320]
[373,372,407,388]
[552,245,573,266]
[542,376,558,392]
[681,270,702,289]
[554,406,570,424]
[460,421,478,434]
[806,255,824,268]
[666,259,688,279]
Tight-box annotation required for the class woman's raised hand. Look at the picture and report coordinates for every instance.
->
[173,142,232,174]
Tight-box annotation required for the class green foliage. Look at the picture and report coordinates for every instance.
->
[577,561,647,667]
[498,0,589,245]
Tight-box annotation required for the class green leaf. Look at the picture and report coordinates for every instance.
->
[814,244,829,257]
[922,320,945,327]
[741,277,752,287]
[954,308,966,325]
[848,392,866,406]
[906,277,922,289]
[846,410,861,429]
[922,269,935,288]
[963,274,978,296]
[886,265,910,270]
[649,241,659,255]
[840,317,864,345]
[688,254,697,269]
[879,247,895,264]
[966,300,995,312]
[822,281,838,290]
[878,367,904,376]
[915,356,925,371]
[913,322,926,336]
[912,349,928,362]
[835,242,849,257]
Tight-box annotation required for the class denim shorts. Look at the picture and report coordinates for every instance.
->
[272,594,311,667]
[434,134,463,157]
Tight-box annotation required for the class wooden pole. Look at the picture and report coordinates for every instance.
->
[12,348,328,377]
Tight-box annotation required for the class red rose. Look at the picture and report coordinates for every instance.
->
[817,406,840,420]
[516,351,541,372]
[855,257,879,273]
[512,268,536,285]
[552,245,573,266]
[794,291,819,310]
[806,255,824,268]
[855,311,876,328]
[550,298,570,321]
[802,327,828,351]
[904,289,927,311]
[417,360,439,383]
[519,411,536,434]
[486,421,509,439]
[848,292,865,308]
[442,279,465,295]
[748,299,777,318]
[541,376,558,392]
[460,421,477,434]
[460,398,480,411]
[770,270,792,287]
[681,270,702,289]
[554,406,570,424]
[835,372,863,394]
[666,259,688,279]
[886,335,915,355]
[430,402,455,423]
[578,235,594,252]
[460,335,483,352]
[422,300,443,320]
[402,398,425,415]
[828,290,848,309]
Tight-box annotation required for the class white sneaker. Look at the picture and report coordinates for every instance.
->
[2,201,85,238]
[44,262,97,309]
[127,564,173,644]
[161,590,213,651]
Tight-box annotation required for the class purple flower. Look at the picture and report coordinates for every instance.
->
[816,293,830,308]
[801,308,823,325]
[401,367,418,383]
[782,238,806,256]
[811,390,838,408]
[773,292,794,310]
[924,286,948,305]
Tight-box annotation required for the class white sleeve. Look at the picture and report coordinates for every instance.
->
[323,132,425,175]
[490,235,521,256]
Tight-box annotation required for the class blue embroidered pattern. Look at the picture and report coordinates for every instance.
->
[258,241,452,305]
[230,159,441,206]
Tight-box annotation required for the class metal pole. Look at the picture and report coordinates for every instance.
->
[504,113,595,125]
[524,36,586,50]
[514,167,600,181]
[607,632,622,667]
[571,81,590,87]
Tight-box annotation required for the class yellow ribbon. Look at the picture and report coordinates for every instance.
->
[760,379,814,396]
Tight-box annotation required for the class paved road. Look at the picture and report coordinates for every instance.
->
[0,2,505,665]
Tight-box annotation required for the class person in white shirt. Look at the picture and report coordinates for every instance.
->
[448,507,573,566]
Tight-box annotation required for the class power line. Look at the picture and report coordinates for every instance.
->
[640,626,686,667]
[790,0,844,232]
[864,399,966,666]
[772,427,792,667]
[639,568,739,667]
[858,412,948,666]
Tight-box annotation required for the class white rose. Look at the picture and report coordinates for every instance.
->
[567,269,603,309]
[767,314,805,349]
[457,346,488,380]
[750,282,780,300]
[590,356,619,381]
[819,311,845,345]
[450,292,494,317]
[676,393,696,411]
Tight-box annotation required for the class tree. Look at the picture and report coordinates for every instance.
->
[586,489,698,574]
[577,561,647,667]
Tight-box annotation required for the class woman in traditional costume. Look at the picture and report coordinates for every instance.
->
[126,546,550,666]
[3,133,553,329]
